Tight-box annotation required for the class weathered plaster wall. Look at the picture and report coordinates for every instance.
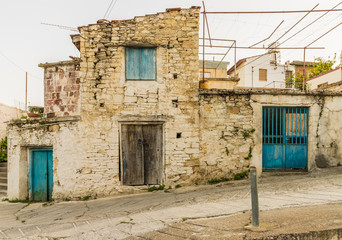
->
[0,103,22,139]
[75,7,201,195]
[199,89,342,178]
[40,61,81,118]
[7,117,80,200]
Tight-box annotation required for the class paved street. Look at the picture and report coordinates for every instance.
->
[0,167,342,239]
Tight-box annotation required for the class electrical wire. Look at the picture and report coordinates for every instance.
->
[104,0,118,19]
[0,50,41,81]
[103,0,114,19]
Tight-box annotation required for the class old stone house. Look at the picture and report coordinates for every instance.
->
[7,7,342,201]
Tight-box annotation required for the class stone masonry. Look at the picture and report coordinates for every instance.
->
[6,7,342,201]
[7,7,201,200]
[199,91,254,181]
[39,60,81,118]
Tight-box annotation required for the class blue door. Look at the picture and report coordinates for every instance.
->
[262,107,308,170]
[30,149,53,201]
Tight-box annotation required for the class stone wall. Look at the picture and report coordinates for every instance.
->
[199,89,342,177]
[40,60,81,118]
[323,81,342,91]
[199,91,254,181]
[75,7,201,194]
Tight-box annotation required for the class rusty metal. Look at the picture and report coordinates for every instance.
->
[202,5,205,82]
[273,4,319,44]
[305,21,342,48]
[234,41,237,77]
[214,41,235,70]
[200,38,236,42]
[199,45,324,50]
[249,20,284,48]
[281,2,342,46]
[202,1,212,48]
[199,53,226,55]
[202,8,342,14]
[303,49,306,90]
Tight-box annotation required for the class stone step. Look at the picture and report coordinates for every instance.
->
[0,177,6,184]
[0,183,7,190]
[0,162,7,168]
[0,172,6,178]
[0,189,7,196]
[0,167,7,173]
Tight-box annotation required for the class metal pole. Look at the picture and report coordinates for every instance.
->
[250,166,259,227]
[202,7,205,81]
[25,72,28,112]
[303,48,306,90]
[252,66,254,87]
[234,41,237,78]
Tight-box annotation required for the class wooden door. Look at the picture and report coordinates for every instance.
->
[121,124,163,185]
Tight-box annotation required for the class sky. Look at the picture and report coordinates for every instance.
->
[0,0,341,108]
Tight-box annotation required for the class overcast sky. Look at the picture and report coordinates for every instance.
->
[0,0,341,108]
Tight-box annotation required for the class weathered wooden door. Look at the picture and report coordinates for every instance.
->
[30,149,53,201]
[121,124,162,185]
[262,107,308,170]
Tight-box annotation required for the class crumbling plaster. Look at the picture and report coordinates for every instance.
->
[6,7,342,201]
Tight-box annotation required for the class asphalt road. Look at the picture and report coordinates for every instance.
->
[0,167,342,239]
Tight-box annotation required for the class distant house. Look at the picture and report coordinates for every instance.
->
[306,54,342,90]
[199,60,229,78]
[289,60,315,80]
[227,50,295,89]
[0,103,22,140]
[306,67,341,90]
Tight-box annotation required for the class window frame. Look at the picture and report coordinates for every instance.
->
[259,68,267,81]
[125,47,157,81]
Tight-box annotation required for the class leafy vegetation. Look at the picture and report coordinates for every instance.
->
[233,170,249,180]
[208,177,231,185]
[244,147,253,160]
[208,170,249,184]
[242,129,255,140]
[286,55,336,90]
[148,185,165,192]
[0,137,7,162]
[308,55,336,79]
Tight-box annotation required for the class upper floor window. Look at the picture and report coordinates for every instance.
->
[259,68,267,81]
[125,47,156,81]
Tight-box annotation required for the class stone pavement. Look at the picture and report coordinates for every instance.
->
[0,167,342,239]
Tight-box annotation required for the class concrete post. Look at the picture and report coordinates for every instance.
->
[250,166,259,227]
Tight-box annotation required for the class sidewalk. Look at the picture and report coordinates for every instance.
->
[0,167,341,239]
[130,202,342,240]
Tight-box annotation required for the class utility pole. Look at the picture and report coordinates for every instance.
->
[252,66,254,88]
[25,72,27,112]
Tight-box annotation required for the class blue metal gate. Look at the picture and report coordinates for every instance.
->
[262,107,308,170]
[29,149,53,201]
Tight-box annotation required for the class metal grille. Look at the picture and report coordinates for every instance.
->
[263,107,308,145]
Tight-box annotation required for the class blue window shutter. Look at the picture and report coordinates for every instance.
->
[125,48,140,80]
[140,48,156,80]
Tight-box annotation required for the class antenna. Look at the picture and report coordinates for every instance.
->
[41,22,78,32]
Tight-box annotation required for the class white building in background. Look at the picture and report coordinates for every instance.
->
[306,67,341,90]
[228,48,295,89]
